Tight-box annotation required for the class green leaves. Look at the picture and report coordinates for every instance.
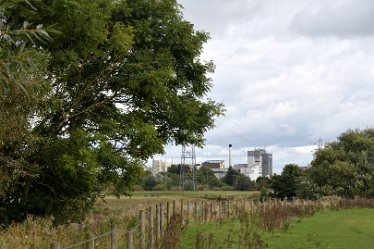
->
[311,128,374,198]
[108,22,134,52]
[270,164,302,199]
[1,0,224,225]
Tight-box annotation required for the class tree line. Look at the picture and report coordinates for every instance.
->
[267,129,374,200]
[141,165,257,191]
[141,128,374,201]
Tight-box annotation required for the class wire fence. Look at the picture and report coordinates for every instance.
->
[48,197,374,249]
[49,198,262,249]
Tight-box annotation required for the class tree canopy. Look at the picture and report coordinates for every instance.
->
[0,0,223,225]
[310,129,374,198]
[270,164,302,199]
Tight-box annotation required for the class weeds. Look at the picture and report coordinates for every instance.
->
[1,196,374,248]
[160,214,183,249]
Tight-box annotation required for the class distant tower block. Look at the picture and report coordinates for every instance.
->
[180,144,196,191]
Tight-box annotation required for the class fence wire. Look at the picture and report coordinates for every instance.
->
[62,231,112,249]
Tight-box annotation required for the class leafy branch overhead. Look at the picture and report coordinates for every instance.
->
[0,0,224,225]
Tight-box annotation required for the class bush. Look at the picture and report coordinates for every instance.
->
[169,186,180,191]
[153,184,167,191]
[132,185,144,191]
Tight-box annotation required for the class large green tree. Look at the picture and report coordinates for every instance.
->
[0,0,52,225]
[310,129,374,198]
[270,164,302,199]
[1,0,223,224]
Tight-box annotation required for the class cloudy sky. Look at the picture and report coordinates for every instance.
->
[152,0,374,173]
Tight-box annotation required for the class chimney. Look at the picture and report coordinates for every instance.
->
[229,144,232,168]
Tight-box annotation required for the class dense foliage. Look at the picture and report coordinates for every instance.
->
[0,0,223,225]
[141,165,258,191]
[310,129,374,198]
[266,128,374,200]
[270,164,302,199]
[144,165,223,191]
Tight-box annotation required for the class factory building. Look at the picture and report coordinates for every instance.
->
[240,149,273,181]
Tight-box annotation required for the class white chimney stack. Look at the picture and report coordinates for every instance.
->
[229,144,232,167]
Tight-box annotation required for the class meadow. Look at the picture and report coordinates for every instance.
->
[180,208,374,249]
[1,191,374,249]
[0,191,258,248]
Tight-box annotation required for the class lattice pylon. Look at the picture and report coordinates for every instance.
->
[179,144,196,191]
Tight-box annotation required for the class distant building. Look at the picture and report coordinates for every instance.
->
[245,149,273,180]
[210,168,228,179]
[202,160,225,169]
[152,160,171,174]
[234,163,247,171]
[261,152,273,177]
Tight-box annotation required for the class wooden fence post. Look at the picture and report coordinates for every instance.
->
[50,242,61,249]
[222,201,225,219]
[111,224,118,249]
[156,204,160,245]
[140,210,145,249]
[127,229,133,249]
[194,201,198,222]
[148,206,154,249]
[85,232,95,249]
[173,200,176,215]
[218,201,221,219]
[180,199,184,224]
[202,202,205,223]
[160,203,164,238]
[166,201,170,225]
[186,201,190,224]
[227,200,231,218]
[235,200,238,218]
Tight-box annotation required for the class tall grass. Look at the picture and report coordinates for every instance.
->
[2,195,374,248]
[182,197,374,249]
[0,208,133,248]
[258,197,374,232]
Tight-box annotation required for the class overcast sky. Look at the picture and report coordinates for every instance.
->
[152,0,374,173]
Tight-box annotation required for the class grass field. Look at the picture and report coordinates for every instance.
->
[263,208,374,249]
[180,208,374,249]
[95,190,259,210]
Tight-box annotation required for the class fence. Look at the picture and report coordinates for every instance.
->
[49,197,374,249]
[49,198,262,249]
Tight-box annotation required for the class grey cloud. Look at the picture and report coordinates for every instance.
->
[152,1,374,172]
[179,0,263,37]
[290,0,374,37]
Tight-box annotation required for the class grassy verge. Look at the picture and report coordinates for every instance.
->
[263,208,374,249]
[180,208,374,249]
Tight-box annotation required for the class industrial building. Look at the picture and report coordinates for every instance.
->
[201,160,225,169]
[201,160,226,179]
[236,149,273,181]
[151,160,171,174]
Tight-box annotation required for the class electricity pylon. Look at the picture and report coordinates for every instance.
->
[179,144,196,191]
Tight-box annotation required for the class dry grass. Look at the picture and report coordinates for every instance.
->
[258,197,374,231]
[2,191,373,249]
[0,191,256,248]
[181,197,374,249]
